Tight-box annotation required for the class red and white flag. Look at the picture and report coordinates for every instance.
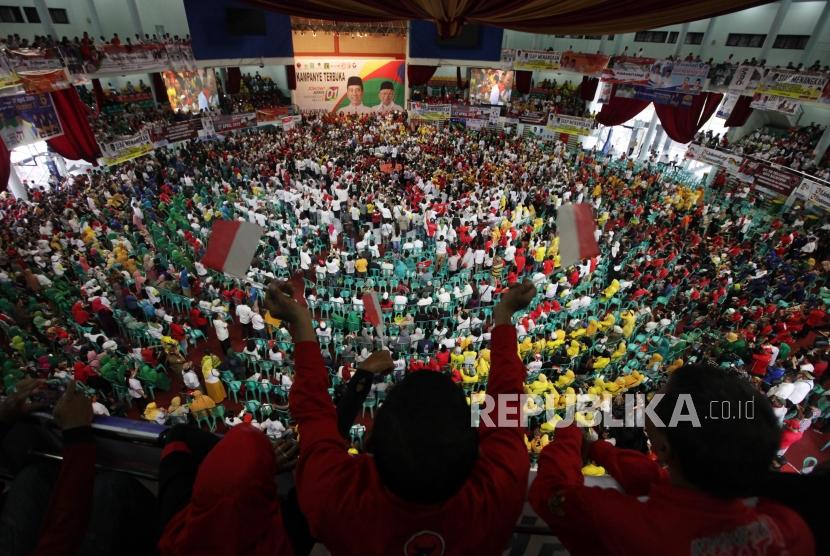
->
[202,220,264,278]
[362,291,385,337]
[557,203,599,269]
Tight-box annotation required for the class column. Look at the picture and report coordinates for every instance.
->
[599,35,609,55]
[637,113,659,161]
[404,21,411,107]
[86,0,104,39]
[651,126,664,154]
[673,22,690,58]
[699,17,718,60]
[126,0,145,38]
[758,0,792,62]
[7,167,28,201]
[33,0,58,40]
[801,0,830,67]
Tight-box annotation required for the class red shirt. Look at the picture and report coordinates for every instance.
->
[529,426,813,556]
[289,327,529,554]
[169,323,186,341]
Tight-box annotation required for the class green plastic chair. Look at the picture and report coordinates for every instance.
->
[228,380,242,403]
[209,405,226,432]
[245,379,260,401]
[244,399,261,416]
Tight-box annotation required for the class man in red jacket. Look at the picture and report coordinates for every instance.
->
[266,279,535,555]
[529,364,814,556]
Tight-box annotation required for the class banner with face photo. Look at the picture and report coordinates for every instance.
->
[560,51,610,76]
[716,94,740,119]
[614,83,694,107]
[729,65,766,93]
[750,93,802,115]
[601,56,656,84]
[707,62,738,91]
[100,129,154,166]
[648,60,709,94]
[293,58,405,115]
[546,114,595,136]
[0,92,62,148]
[755,69,827,101]
[513,50,562,71]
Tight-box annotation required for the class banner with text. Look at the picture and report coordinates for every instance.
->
[728,65,765,94]
[100,129,154,166]
[408,102,451,121]
[684,144,743,175]
[615,83,694,107]
[716,94,740,119]
[210,113,257,135]
[755,69,827,101]
[149,119,204,146]
[513,50,562,71]
[648,60,709,94]
[0,92,62,148]
[750,93,802,115]
[601,56,656,84]
[546,114,594,136]
[451,104,500,124]
[294,58,405,114]
[707,62,739,91]
[256,106,293,125]
[560,51,610,76]
[741,160,802,199]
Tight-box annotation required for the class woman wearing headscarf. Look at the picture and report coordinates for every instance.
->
[200,354,227,403]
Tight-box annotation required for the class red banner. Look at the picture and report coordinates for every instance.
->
[561,51,611,76]
[256,106,292,125]
[16,69,71,93]
[209,113,257,134]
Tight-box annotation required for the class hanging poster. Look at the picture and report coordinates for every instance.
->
[707,62,739,90]
[408,102,451,121]
[4,48,70,93]
[149,119,204,147]
[0,92,62,148]
[648,60,709,94]
[600,56,656,84]
[499,49,516,69]
[749,93,802,115]
[211,113,257,134]
[729,65,765,93]
[256,106,293,125]
[716,94,740,119]
[560,51,610,76]
[614,84,694,107]
[684,144,743,175]
[546,114,595,136]
[451,105,500,124]
[597,81,613,104]
[754,69,827,101]
[293,58,405,114]
[85,44,165,74]
[513,50,562,71]
[742,160,802,199]
[99,129,154,166]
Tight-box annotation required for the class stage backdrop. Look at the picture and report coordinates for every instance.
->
[293,58,405,114]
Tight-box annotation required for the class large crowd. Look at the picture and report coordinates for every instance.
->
[0,110,828,554]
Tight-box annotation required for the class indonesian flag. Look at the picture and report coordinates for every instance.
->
[362,291,385,337]
[557,203,600,269]
[202,220,264,278]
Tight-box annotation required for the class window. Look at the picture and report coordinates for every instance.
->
[0,5,24,23]
[23,7,39,23]
[773,34,809,50]
[634,31,669,43]
[667,31,678,44]
[725,33,766,47]
[685,32,704,45]
[49,8,68,24]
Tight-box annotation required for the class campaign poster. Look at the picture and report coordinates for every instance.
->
[685,144,743,175]
[468,68,514,105]
[742,161,802,199]
[408,102,451,121]
[560,51,611,76]
[648,60,709,94]
[100,129,154,166]
[755,69,827,101]
[293,58,405,115]
[162,68,219,114]
[615,84,694,107]
[707,62,738,90]
[750,93,802,115]
[256,106,293,125]
[601,56,656,84]
[513,50,562,71]
[0,92,62,148]
[729,65,765,93]
[86,44,167,74]
[716,94,740,119]
[451,105,500,124]
[211,113,257,134]
[547,114,595,136]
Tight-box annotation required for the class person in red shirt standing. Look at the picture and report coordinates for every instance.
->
[529,364,813,556]
[265,279,534,555]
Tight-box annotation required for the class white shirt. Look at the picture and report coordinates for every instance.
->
[92,401,110,416]
[213,319,229,341]
[788,379,814,405]
[768,382,795,401]
[251,313,266,331]
[260,418,286,438]
[236,304,254,324]
[183,370,201,390]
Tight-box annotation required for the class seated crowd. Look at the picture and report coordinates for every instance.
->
[0,111,827,554]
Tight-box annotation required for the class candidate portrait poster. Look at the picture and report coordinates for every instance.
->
[0,92,62,149]
[293,58,405,115]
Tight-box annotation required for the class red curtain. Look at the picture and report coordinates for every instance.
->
[0,138,10,193]
[407,65,437,87]
[47,88,102,164]
[91,79,106,115]
[226,67,242,95]
[285,65,297,90]
[596,85,650,126]
[654,91,723,144]
[724,95,754,127]
[514,70,532,95]
[151,72,168,104]
[578,76,599,102]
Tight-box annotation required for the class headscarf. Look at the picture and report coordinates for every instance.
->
[158,425,293,556]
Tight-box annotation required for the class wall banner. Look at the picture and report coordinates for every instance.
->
[211,113,257,134]
[754,69,827,101]
[408,102,451,121]
[749,93,802,115]
[648,60,709,94]
[546,114,595,136]
[741,160,802,199]
[450,104,500,124]
[0,92,63,148]
[100,129,154,166]
[513,50,562,71]
[600,56,656,84]
[256,106,293,125]
[560,51,610,76]
[684,144,743,175]
[614,83,694,107]
[293,58,405,114]
[716,94,740,119]
[728,65,765,93]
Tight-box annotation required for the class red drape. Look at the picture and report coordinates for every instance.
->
[514,71,532,95]
[285,65,296,90]
[578,76,599,102]
[151,72,168,104]
[0,138,10,193]
[407,65,437,87]
[91,79,106,115]
[724,95,754,127]
[226,67,242,95]
[654,91,723,144]
[595,85,650,126]
[47,88,102,164]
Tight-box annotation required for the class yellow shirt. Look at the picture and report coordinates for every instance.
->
[355,259,368,273]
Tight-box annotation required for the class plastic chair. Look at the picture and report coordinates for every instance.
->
[228,380,242,403]
[259,381,273,402]
[245,399,261,416]
[209,405,226,432]
[362,395,377,418]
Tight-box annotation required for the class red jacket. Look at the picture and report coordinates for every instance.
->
[529,426,813,556]
[289,326,529,555]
